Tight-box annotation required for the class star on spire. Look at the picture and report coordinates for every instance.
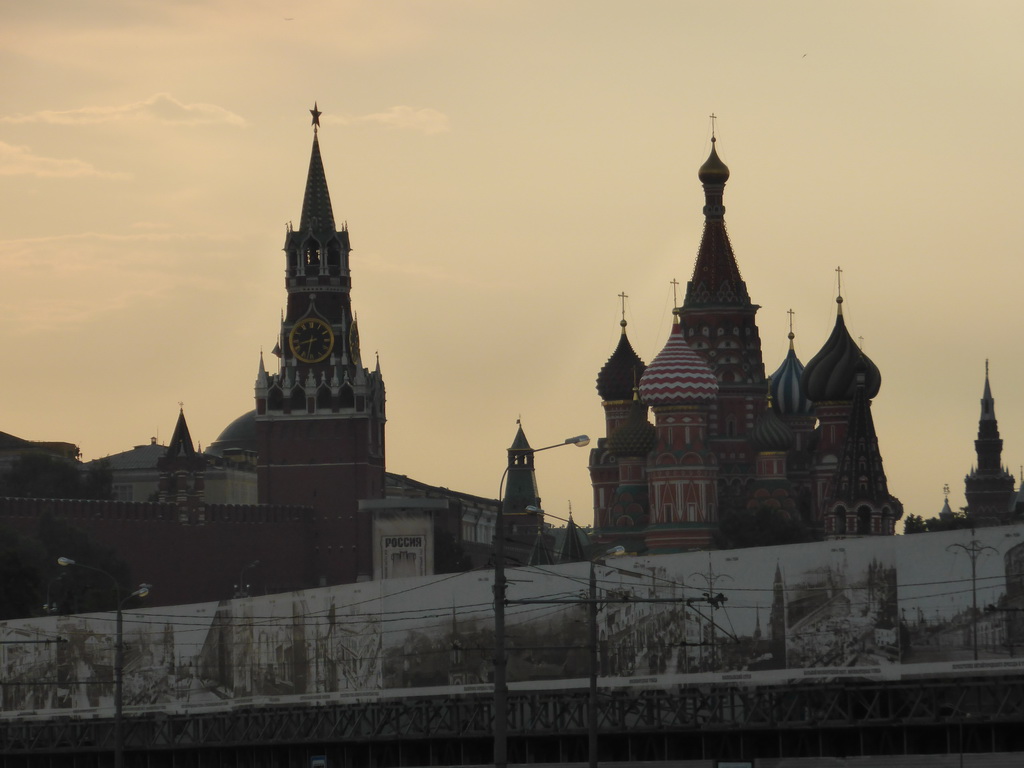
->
[310,102,322,129]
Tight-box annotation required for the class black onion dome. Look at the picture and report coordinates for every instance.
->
[801,301,881,402]
[752,404,794,452]
[597,322,646,401]
[698,137,730,185]
[607,394,656,458]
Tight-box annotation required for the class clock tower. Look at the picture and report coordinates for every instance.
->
[255,105,386,585]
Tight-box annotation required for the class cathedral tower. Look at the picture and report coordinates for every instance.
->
[679,135,767,494]
[801,291,881,525]
[255,106,386,586]
[638,309,720,551]
[590,304,646,531]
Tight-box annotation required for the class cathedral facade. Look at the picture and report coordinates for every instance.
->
[590,137,903,553]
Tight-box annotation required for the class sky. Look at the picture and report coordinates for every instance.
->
[3,1,1024,528]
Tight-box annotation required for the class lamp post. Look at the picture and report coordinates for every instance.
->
[493,433,589,768]
[946,539,996,660]
[58,557,151,768]
[586,547,624,768]
[236,559,260,598]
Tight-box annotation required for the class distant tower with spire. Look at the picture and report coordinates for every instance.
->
[157,407,207,524]
[499,422,550,567]
[964,361,1016,524]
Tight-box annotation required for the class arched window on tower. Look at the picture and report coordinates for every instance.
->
[857,506,872,535]
[268,385,284,412]
[326,241,341,276]
[303,238,321,275]
[338,383,355,410]
[316,385,332,412]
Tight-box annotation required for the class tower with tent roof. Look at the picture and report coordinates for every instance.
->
[254,105,387,585]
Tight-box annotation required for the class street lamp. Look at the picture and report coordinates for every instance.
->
[236,559,260,598]
[586,546,626,768]
[58,557,151,768]
[493,433,589,768]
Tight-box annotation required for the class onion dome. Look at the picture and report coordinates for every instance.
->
[698,136,731,185]
[769,330,813,416]
[607,391,656,458]
[638,311,718,406]
[801,296,881,402]
[596,320,646,402]
[752,396,794,452]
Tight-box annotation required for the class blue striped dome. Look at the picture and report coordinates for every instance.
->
[769,338,813,416]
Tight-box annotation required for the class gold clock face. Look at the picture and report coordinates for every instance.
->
[289,318,334,363]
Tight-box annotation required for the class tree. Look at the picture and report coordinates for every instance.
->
[434,528,472,574]
[903,506,974,534]
[715,504,821,550]
[0,524,46,620]
[0,514,131,620]
[0,453,112,500]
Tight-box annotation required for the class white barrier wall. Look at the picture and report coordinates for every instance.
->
[3,524,1023,718]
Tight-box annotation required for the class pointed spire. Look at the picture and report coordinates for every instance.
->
[558,513,588,563]
[827,361,903,529]
[981,358,995,421]
[299,104,337,237]
[166,407,196,459]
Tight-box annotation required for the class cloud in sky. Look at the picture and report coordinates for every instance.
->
[0,230,245,329]
[0,94,246,128]
[0,141,130,179]
[329,106,450,135]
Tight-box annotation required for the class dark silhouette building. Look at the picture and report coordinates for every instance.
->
[590,135,903,552]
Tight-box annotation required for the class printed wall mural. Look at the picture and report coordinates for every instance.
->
[3,525,1024,718]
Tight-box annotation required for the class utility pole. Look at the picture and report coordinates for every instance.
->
[947,539,996,660]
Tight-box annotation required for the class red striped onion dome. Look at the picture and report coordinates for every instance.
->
[638,315,718,406]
